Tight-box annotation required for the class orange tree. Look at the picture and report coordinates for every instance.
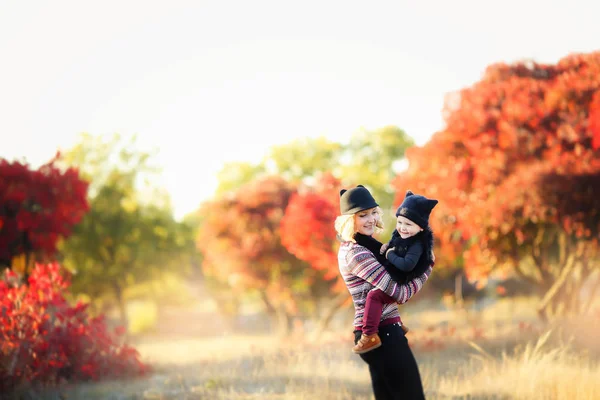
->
[196,176,308,334]
[0,155,89,277]
[393,52,600,319]
[280,172,351,331]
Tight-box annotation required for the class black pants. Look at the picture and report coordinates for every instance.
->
[354,323,425,400]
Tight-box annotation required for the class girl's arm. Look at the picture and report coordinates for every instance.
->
[386,241,424,272]
[347,246,432,304]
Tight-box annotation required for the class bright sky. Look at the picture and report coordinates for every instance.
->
[2,0,598,219]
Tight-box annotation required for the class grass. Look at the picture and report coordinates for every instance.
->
[49,339,375,400]
[15,298,600,400]
[430,331,600,399]
[34,328,599,400]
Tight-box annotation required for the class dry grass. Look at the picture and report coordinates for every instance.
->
[27,328,598,400]
[16,299,600,400]
[429,331,600,400]
[48,339,374,400]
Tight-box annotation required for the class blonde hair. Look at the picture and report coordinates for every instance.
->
[334,206,385,242]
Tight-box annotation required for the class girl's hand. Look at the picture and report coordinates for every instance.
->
[380,243,389,254]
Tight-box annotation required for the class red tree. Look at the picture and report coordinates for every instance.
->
[393,52,600,318]
[196,176,306,334]
[279,173,350,332]
[0,155,89,275]
[280,172,340,280]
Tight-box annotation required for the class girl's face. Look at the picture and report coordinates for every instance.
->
[354,207,380,237]
[396,215,423,239]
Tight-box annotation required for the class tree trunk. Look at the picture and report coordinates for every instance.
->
[537,254,576,321]
[309,291,351,340]
[455,273,464,309]
[22,251,31,282]
[583,275,600,315]
[514,261,540,286]
[275,306,292,337]
[113,281,129,338]
[259,290,277,317]
[566,265,584,315]
[259,290,291,336]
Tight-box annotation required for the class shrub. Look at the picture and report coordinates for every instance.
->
[0,262,148,392]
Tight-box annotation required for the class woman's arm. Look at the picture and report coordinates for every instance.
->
[354,233,390,268]
[347,246,432,304]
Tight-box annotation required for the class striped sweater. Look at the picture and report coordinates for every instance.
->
[338,240,433,329]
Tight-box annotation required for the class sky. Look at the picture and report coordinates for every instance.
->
[1,0,599,219]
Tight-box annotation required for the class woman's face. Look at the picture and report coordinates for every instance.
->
[354,207,380,236]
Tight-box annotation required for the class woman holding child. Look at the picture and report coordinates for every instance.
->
[335,185,437,400]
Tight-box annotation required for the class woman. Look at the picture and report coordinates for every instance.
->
[335,185,433,400]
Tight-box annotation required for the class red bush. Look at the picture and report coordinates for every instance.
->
[0,263,148,391]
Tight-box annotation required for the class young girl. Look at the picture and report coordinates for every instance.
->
[352,190,438,354]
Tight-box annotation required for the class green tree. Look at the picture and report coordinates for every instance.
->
[59,134,198,328]
[264,137,344,182]
[341,126,414,237]
[214,161,266,196]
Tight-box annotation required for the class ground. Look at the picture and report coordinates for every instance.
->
[30,296,600,399]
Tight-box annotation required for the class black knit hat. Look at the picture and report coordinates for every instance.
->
[339,185,379,215]
[395,190,438,228]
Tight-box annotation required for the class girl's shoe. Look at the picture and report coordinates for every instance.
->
[352,333,382,354]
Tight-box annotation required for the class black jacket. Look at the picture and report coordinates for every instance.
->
[354,228,434,284]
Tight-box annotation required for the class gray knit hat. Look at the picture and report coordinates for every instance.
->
[339,185,379,215]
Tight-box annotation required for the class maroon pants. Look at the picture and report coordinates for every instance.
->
[363,289,397,335]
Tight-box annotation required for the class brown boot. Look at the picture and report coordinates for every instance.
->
[352,333,382,354]
[401,324,409,334]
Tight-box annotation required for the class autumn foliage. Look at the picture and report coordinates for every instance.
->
[393,52,600,315]
[0,155,89,270]
[197,176,306,322]
[280,173,340,281]
[0,263,147,392]
[1,154,147,391]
